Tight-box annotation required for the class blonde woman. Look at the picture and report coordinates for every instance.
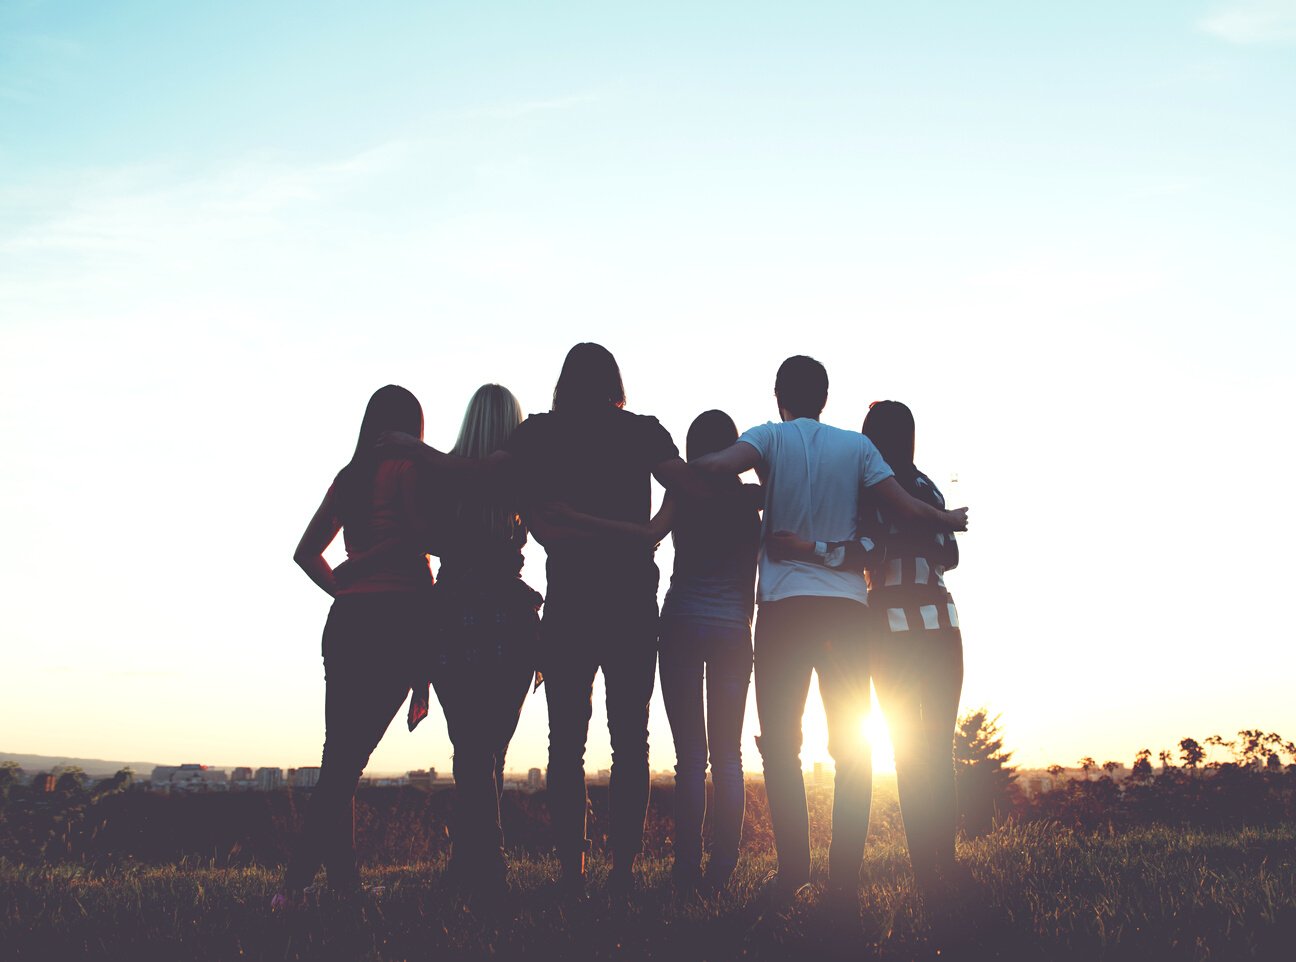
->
[429,384,541,902]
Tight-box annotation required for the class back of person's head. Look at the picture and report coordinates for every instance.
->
[452,383,525,538]
[862,399,917,480]
[452,383,524,459]
[686,409,739,461]
[336,385,423,526]
[552,342,627,413]
[774,355,828,419]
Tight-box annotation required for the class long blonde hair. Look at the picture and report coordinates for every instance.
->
[451,384,524,538]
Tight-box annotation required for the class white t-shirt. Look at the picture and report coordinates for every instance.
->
[738,418,894,605]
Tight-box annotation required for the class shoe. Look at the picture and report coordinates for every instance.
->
[758,870,812,906]
[671,871,700,903]
[606,865,635,899]
[700,859,736,897]
[555,870,588,903]
[823,880,860,920]
[269,890,301,912]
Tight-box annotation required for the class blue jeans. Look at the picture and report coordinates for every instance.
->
[658,618,753,881]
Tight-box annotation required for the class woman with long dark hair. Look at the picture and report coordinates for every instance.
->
[429,383,541,901]
[551,410,762,896]
[860,400,962,892]
[504,343,695,896]
[275,385,434,905]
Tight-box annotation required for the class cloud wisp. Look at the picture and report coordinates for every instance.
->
[1198,0,1296,45]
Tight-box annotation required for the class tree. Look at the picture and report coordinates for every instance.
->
[1046,764,1065,785]
[1079,757,1097,779]
[1158,749,1173,768]
[1179,738,1205,770]
[1101,761,1122,778]
[1131,749,1153,781]
[954,709,1019,836]
[0,760,23,801]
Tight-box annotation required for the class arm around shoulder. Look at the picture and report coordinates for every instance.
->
[869,477,968,531]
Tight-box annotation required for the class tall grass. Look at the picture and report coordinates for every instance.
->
[3,823,1295,961]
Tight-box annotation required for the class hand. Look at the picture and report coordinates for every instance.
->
[945,507,969,532]
[332,560,355,588]
[377,430,420,450]
[767,530,814,562]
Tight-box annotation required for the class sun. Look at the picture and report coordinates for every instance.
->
[798,681,897,776]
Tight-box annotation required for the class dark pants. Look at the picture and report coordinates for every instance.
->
[871,624,963,883]
[431,638,534,885]
[658,618,752,881]
[285,593,424,892]
[541,588,659,873]
[753,595,872,887]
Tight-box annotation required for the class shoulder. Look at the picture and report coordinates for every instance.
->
[621,409,677,445]
[738,420,780,443]
[506,413,553,450]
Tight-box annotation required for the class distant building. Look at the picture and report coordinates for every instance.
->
[527,768,543,791]
[150,764,227,793]
[813,762,827,788]
[291,767,321,789]
[408,769,437,790]
[255,767,284,791]
[231,767,253,782]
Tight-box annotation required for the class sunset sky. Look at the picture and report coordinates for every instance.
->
[2,0,1293,779]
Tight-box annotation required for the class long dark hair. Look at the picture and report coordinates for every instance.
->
[862,400,918,489]
[686,409,739,462]
[673,409,758,564]
[551,342,626,413]
[333,385,423,527]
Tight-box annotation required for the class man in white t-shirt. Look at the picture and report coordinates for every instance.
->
[693,356,968,907]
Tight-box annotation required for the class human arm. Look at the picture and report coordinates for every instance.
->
[293,488,343,597]
[332,466,437,588]
[868,477,968,531]
[378,432,512,478]
[689,441,762,476]
[765,530,882,572]
[541,492,678,546]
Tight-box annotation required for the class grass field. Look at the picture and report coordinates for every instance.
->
[3,822,1295,961]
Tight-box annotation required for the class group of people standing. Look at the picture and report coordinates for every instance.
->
[275,344,969,914]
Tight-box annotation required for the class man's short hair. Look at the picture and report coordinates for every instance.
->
[774,355,828,418]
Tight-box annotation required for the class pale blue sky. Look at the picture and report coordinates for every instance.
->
[2,0,1293,775]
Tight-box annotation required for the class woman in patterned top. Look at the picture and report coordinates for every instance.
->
[860,400,962,893]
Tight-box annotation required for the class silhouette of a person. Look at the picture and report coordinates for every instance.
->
[426,384,540,902]
[275,385,434,905]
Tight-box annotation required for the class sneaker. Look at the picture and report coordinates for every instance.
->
[700,860,736,897]
[269,890,301,912]
[758,870,812,907]
[823,880,860,921]
[606,865,635,900]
